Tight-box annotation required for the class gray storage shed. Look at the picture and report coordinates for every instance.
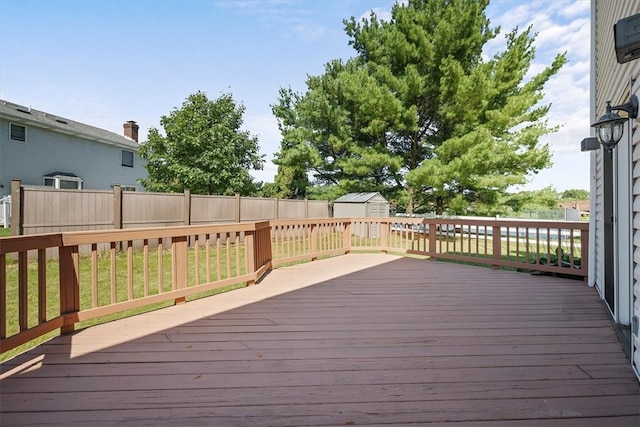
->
[333,192,390,218]
[333,192,389,238]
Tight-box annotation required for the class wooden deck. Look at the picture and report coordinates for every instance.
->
[1,254,638,426]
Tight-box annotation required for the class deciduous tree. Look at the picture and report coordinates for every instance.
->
[561,189,589,200]
[139,92,264,195]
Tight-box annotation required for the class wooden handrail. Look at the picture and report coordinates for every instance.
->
[0,217,588,356]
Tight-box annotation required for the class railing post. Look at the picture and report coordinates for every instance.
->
[59,244,80,334]
[380,219,388,253]
[343,220,352,253]
[249,222,272,283]
[310,223,318,259]
[172,236,188,304]
[245,231,256,285]
[262,223,273,269]
[10,179,22,236]
[492,225,501,270]
[580,227,589,282]
[428,221,437,260]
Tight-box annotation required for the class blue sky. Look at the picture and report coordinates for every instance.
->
[0,0,591,192]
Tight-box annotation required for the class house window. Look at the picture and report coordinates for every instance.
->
[10,123,26,142]
[122,150,134,167]
[59,179,82,189]
[43,173,83,190]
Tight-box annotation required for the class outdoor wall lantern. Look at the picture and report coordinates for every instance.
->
[591,95,638,155]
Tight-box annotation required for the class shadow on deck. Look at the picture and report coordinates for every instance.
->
[1,254,639,426]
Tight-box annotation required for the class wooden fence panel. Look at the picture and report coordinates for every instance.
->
[191,195,236,224]
[14,181,331,237]
[22,188,113,235]
[308,200,330,218]
[122,192,184,229]
[278,199,306,219]
[241,197,276,221]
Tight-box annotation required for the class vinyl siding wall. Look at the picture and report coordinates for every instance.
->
[0,118,146,197]
[593,0,640,377]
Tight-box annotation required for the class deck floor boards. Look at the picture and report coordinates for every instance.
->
[1,254,639,426]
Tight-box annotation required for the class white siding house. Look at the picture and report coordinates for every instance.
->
[0,100,147,198]
[590,1,640,379]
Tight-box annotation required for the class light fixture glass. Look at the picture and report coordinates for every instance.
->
[595,116,624,148]
[591,96,638,154]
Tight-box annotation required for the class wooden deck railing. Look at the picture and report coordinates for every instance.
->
[0,217,587,355]
[359,217,588,274]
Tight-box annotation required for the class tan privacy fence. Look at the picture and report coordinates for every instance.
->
[9,180,330,236]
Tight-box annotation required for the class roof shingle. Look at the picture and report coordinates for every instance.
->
[0,99,139,149]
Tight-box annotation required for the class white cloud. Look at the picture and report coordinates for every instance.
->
[292,21,328,42]
[245,113,281,159]
[358,7,392,23]
[559,0,590,19]
[250,162,279,183]
[491,3,532,29]
[246,113,280,183]
[485,1,591,190]
[535,17,590,57]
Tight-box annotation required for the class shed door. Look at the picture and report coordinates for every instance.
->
[369,202,383,217]
[368,203,383,238]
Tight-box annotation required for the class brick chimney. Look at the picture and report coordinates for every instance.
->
[123,120,139,142]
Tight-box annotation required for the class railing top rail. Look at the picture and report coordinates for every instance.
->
[365,217,589,229]
[61,222,262,245]
[0,216,590,254]
[428,218,588,229]
[0,233,63,254]
[270,218,349,226]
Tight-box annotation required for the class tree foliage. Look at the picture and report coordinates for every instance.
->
[503,186,560,214]
[267,88,312,199]
[561,189,589,200]
[272,0,565,212]
[138,91,264,195]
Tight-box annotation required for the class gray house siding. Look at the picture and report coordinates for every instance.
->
[592,0,640,379]
[0,103,146,198]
